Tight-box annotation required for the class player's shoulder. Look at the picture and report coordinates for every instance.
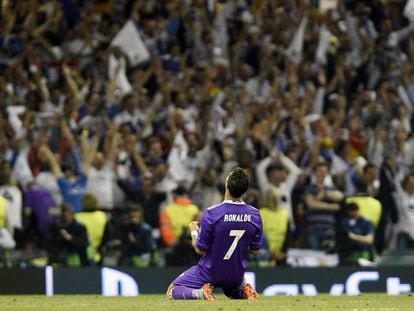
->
[244,203,260,213]
[206,202,224,211]
[206,201,258,210]
[246,204,261,218]
[206,201,261,218]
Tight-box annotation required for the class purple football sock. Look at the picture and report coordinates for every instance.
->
[171,286,201,299]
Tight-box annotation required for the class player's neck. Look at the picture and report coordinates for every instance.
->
[224,193,243,202]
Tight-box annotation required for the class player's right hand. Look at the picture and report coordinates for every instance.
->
[188,221,199,232]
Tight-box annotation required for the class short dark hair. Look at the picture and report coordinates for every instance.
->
[402,172,414,190]
[127,202,143,214]
[226,167,249,198]
[61,203,74,214]
[344,202,359,213]
[82,193,98,211]
[363,163,376,174]
[172,185,188,196]
[312,161,329,172]
[266,162,286,175]
[354,178,368,193]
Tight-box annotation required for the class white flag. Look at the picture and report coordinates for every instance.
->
[319,0,338,14]
[315,24,331,65]
[404,0,414,22]
[168,131,188,178]
[285,17,308,65]
[111,20,150,66]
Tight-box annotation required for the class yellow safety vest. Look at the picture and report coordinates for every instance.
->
[161,200,199,243]
[260,207,289,252]
[75,211,107,261]
[346,196,382,228]
[0,196,6,228]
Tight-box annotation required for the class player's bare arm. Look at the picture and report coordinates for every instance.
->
[189,221,205,256]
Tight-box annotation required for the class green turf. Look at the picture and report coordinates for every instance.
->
[0,294,413,310]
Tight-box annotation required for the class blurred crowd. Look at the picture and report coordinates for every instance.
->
[1,0,414,268]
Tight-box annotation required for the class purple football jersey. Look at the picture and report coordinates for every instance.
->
[196,200,263,287]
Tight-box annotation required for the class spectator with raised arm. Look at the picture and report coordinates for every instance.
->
[377,151,400,254]
[393,172,414,249]
[86,124,120,210]
[116,135,166,232]
[41,128,97,213]
[256,150,302,230]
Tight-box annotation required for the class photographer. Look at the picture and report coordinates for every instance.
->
[338,203,375,265]
[44,204,89,266]
[119,204,156,267]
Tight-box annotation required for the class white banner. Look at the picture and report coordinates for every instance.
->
[319,0,338,14]
[285,17,308,64]
[315,24,331,65]
[404,0,414,22]
[111,20,150,66]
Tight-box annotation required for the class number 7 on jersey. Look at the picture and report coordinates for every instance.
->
[223,230,245,260]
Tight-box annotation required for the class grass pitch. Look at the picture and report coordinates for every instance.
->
[0,294,413,310]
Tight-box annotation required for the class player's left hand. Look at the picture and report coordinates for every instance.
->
[188,221,199,232]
